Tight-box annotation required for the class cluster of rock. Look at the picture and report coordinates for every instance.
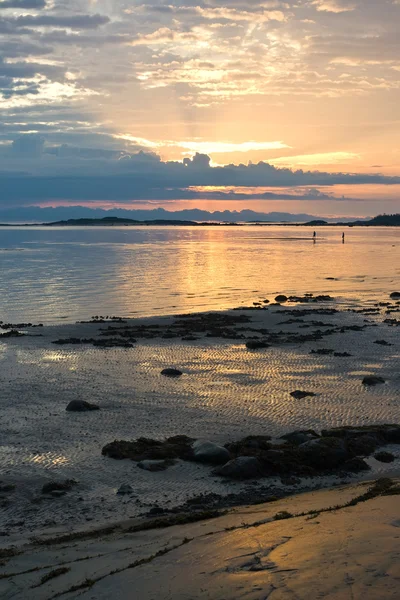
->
[101,424,399,480]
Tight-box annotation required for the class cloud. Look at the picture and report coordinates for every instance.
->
[0,144,399,205]
[311,0,356,12]
[4,14,110,30]
[0,0,46,7]
[270,151,360,166]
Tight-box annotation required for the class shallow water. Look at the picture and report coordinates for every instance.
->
[0,225,398,323]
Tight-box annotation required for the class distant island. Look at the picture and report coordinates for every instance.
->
[304,214,400,227]
[0,213,398,227]
[45,213,400,227]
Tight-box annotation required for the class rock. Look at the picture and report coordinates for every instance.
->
[117,484,134,495]
[42,479,77,494]
[281,430,319,446]
[347,435,378,456]
[333,352,352,357]
[245,340,270,350]
[161,368,182,377]
[389,292,400,299]
[192,441,231,465]
[138,459,174,471]
[66,400,100,412]
[290,390,316,400]
[299,437,350,470]
[321,424,400,445]
[374,451,395,463]
[102,436,194,461]
[374,340,392,346]
[213,456,262,479]
[342,458,370,472]
[275,295,288,303]
[362,376,385,386]
[225,435,271,455]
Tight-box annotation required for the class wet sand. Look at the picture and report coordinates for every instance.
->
[0,296,399,539]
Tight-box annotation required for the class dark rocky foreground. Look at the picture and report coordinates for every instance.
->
[102,424,400,482]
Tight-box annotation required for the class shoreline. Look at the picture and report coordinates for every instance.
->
[0,294,399,542]
[1,477,399,598]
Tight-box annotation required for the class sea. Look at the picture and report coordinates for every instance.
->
[0,225,398,323]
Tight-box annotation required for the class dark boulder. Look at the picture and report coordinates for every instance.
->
[192,441,231,465]
[342,458,370,473]
[374,451,395,463]
[362,375,385,386]
[299,437,350,470]
[347,434,378,456]
[213,456,262,479]
[245,340,270,350]
[66,400,100,412]
[225,435,271,456]
[275,295,288,303]
[290,390,316,400]
[102,435,194,461]
[389,292,400,299]
[161,368,183,377]
[281,430,320,446]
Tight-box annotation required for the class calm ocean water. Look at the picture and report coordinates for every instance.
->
[0,225,398,324]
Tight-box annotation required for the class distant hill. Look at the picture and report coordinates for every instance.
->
[361,214,400,226]
[46,216,199,226]
[0,206,364,224]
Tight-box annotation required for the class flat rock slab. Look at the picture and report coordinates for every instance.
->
[1,480,400,600]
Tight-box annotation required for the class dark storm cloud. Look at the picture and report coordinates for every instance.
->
[0,149,399,205]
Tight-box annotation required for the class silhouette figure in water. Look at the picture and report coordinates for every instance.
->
[313,231,316,243]
[342,232,345,243]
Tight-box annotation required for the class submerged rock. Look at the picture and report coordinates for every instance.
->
[117,484,134,495]
[214,456,262,479]
[192,441,231,465]
[389,292,400,299]
[66,400,100,412]
[138,459,175,471]
[275,295,288,303]
[42,479,77,494]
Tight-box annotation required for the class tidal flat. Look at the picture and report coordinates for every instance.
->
[0,293,399,540]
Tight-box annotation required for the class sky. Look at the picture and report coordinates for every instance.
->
[1,0,400,217]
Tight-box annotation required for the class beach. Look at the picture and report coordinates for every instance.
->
[0,293,399,542]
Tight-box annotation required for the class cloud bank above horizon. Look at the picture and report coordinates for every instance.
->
[1,0,400,216]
